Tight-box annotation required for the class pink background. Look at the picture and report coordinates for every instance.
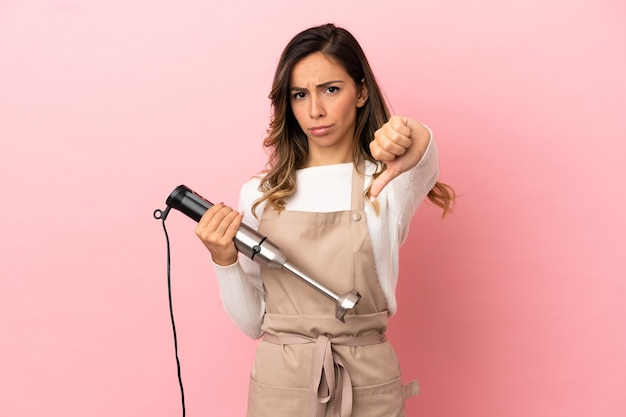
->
[1,0,625,416]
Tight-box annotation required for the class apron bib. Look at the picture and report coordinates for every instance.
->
[247,163,418,417]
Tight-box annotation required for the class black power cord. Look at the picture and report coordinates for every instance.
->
[154,207,186,417]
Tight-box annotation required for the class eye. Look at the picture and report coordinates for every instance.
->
[326,86,340,94]
[291,91,306,100]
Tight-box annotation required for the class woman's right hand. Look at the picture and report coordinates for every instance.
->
[195,203,243,266]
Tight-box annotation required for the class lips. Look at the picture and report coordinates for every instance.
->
[309,125,333,136]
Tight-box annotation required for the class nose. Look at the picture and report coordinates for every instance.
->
[309,93,325,119]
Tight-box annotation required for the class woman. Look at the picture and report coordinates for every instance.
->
[196,23,454,417]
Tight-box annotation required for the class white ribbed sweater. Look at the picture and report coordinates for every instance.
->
[212,135,439,339]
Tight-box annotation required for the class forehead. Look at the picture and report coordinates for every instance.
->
[289,52,351,86]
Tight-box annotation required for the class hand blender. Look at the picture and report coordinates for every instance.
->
[154,185,361,321]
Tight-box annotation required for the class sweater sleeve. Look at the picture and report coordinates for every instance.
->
[388,126,440,245]
[360,127,440,316]
[211,180,266,339]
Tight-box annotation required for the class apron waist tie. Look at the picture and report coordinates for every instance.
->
[263,332,385,417]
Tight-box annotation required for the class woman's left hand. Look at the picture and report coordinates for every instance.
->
[369,115,431,198]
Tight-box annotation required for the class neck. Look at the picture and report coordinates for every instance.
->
[305,144,353,168]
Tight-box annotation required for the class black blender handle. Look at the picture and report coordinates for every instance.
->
[165,185,214,222]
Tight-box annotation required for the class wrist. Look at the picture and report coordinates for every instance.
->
[212,255,238,268]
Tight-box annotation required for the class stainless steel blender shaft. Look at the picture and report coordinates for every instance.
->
[281,262,361,321]
[234,223,361,321]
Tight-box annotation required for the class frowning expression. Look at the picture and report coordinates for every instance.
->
[289,52,367,166]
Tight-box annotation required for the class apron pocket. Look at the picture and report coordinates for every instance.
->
[352,377,406,417]
[247,377,308,417]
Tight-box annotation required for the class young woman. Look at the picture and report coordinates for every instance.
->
[196,23,454,417]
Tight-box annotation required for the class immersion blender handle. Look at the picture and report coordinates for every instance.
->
[166,184,214,222]
[165,185,287,267]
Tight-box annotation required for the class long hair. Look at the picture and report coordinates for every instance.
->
[252,23,455,217]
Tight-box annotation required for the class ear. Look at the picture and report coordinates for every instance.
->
[356,79,368,108]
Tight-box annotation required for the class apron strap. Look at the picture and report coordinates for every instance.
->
[263,332,385,417]
[350,159,366,211]
[401,379,420,400]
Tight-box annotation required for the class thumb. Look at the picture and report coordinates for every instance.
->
[369,167,400,199]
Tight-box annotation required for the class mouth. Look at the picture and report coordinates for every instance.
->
[309,125,333,136]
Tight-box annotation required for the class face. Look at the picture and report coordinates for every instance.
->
[289,52,367,166]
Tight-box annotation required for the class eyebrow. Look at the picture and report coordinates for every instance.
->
[289,80,345,91]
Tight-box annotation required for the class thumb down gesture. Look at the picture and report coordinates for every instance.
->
[368,116,432,199]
